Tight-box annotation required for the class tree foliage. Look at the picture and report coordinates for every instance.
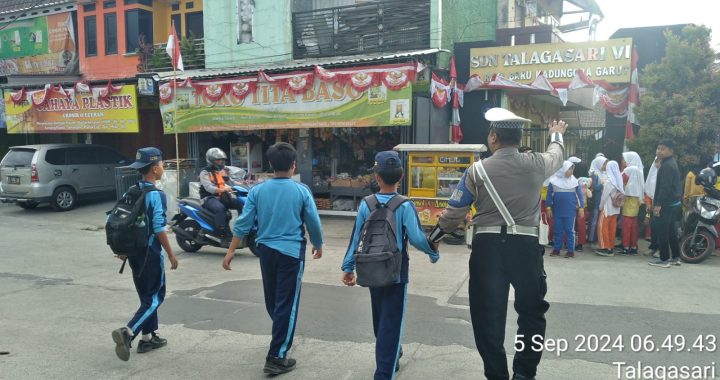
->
[628,25,720,173]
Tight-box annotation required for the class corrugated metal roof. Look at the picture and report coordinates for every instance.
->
[0,0,74,16]
[155,48,441,81]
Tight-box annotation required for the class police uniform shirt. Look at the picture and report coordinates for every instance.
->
[439,142,565,230]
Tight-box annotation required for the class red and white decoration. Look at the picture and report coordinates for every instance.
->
[430,73,451,108]
[8,81,126,108]
[449,56,463,143]
[625,47,640,140]
[166,21,184,72]
[157,63,416,103]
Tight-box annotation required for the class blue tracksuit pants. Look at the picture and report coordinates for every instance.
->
[257,243,305,359]
[127,249,165,335]
[553,216,576,253]
[370,283,407,380]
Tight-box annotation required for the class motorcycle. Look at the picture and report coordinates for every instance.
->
[171,166,259,256]
[679,185,720,263]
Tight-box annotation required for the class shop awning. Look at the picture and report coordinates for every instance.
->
[394,144,488,153]
[1,74,83,88]
[154,48,441,81]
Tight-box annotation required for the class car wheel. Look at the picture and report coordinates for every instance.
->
[17,201,39,209]
[51,187,76,212]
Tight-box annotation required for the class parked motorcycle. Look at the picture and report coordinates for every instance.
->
[680,168,720,263]
[171,166,259,256]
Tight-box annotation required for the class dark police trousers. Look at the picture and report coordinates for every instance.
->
[127,248,166,336]
[469,233,549,380]
[257,243,306,359]
[370,282,407,380]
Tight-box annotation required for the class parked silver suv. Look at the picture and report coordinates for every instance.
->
[0,144,129,211]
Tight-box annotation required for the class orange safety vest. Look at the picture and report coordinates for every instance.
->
[210,171,226,195]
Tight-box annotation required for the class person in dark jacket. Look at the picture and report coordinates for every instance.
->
[648,139,683,268]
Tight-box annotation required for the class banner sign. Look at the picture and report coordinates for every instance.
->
[0,99,5,129]
[4,85,139,134]
[412,197,449,226]
[160,78,413,134]
[469,38,633,84]
[0,12,78,75]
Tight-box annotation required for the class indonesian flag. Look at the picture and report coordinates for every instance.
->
[625,47,639,140]
[449,56,464,143]
[166,22,184,71]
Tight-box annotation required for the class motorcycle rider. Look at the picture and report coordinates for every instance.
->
[199,148,242,238]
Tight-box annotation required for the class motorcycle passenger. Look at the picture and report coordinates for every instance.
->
[199,148,242,238]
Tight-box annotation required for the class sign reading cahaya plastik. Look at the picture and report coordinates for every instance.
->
[160,75,413,134]
[4,85,139,134]
[470,38,633,84]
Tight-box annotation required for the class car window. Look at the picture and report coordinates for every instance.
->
[66,147,95,165]
[1,148,36,167]
[95,147,127,164]
[44,149,67,165]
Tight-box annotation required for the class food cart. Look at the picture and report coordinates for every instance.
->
[393,144,488,244]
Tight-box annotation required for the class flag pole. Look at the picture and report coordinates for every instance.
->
[172,21,181,204]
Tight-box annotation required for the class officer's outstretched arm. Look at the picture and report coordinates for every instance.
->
[432,169,476,242]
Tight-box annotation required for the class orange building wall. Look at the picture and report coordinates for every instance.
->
[78,0,202,81]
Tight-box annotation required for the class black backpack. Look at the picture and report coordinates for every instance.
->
[354,195,407,287]
[106,183,157,257]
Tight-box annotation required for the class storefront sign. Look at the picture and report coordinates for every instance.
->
[0,100,6,129]
[412,197,449,226]
[0,12,78,75]
[469,38,633,84]
[4,86,139,134]
[160,78,413,133]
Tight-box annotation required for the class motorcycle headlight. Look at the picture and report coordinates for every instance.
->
[699,203,719,219]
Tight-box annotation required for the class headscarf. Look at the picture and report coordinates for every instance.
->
[549,160,579,189]
[644,156,660,199]
[589,155,608,176]
[605,160,624,194]
[568,156,582,164]
[622,151,644,172]
[622,151,645,198]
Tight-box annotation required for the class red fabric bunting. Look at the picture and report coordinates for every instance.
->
[97,81,123,102]
[159,82,174,104]
[230,81,257,100]
[315,65,338,82]
[346,71,377,92]
[382,70,411,91]
[430,73,450,108]
[9,88,26,105]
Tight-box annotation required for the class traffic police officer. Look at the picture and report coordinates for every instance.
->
[429,107,567,380]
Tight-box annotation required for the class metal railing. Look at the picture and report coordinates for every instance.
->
[149,38,205,72]
[292,0,431,59]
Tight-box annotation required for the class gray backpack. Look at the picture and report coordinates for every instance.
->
[355,195,407,287]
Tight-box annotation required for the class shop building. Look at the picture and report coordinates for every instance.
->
[153,0,500,213]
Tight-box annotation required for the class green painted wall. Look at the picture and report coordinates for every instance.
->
[204,1,293,68]
[438,0,496,67]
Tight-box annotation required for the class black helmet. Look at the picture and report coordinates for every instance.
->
[695,167,718,188]
[206,148,227,170]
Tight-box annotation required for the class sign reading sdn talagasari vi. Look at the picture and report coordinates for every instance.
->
[470,38,633,84]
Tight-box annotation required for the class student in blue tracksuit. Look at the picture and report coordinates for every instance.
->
[546,160,585,258]
[112,147,179,362]
[341,151,439,380]
[224,142,324,376]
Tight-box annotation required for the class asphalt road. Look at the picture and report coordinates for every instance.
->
[0,200,718,379]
